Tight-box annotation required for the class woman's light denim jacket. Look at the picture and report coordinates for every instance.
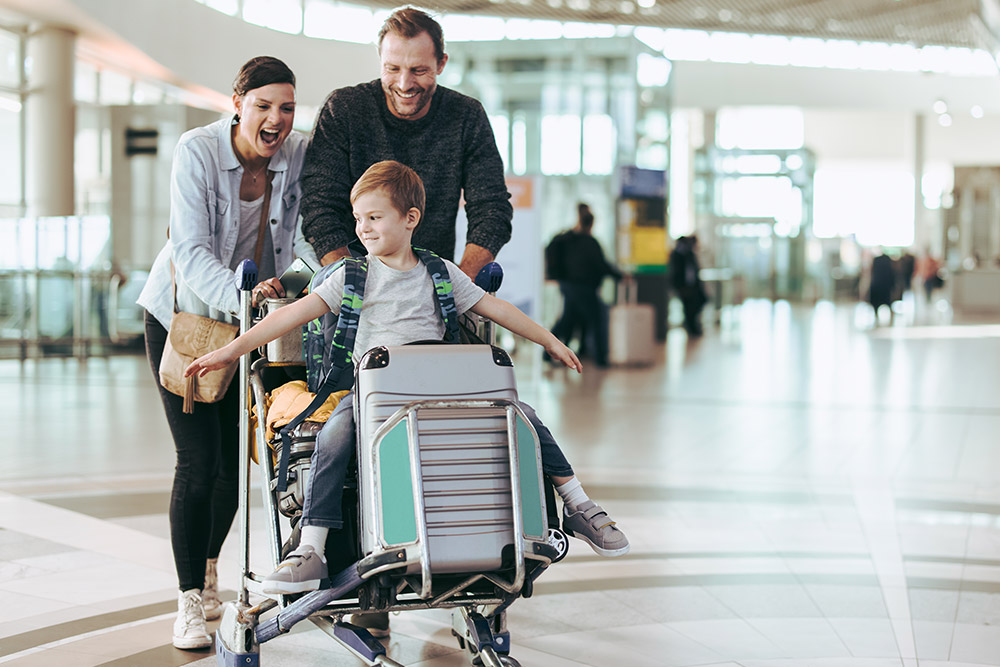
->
[138,116,318,329]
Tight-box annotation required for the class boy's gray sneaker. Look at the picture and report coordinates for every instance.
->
[261,545,328,594]
[344,611,390,638]
[563,501,630,557]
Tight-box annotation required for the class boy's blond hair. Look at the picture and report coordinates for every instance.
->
[350,160,425,226]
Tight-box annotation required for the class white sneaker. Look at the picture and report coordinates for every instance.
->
[173,589,212,650]
[203,559,221,621]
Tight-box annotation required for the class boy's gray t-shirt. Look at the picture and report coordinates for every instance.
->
[312,254,486,360]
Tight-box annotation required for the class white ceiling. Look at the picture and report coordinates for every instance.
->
[370,0,999,50]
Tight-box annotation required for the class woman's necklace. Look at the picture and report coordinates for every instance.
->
[233,127,269,184]
[237,154,268,183]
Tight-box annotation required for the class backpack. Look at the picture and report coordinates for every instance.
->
[274,246,459,492]
[544,231,573,281]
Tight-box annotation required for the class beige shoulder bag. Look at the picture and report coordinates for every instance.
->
[159,176,272,413]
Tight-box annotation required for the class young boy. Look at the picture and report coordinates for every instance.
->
[185,160,629,599]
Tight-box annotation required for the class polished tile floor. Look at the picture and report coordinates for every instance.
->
[2,298,999,667]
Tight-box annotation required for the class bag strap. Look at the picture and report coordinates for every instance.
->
[252,175,273,268]
[276,256,368,492]
[413,246,459,343]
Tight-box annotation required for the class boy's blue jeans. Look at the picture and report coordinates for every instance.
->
[301,390,575,530]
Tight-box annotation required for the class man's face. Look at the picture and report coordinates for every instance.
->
[379,31,447,121]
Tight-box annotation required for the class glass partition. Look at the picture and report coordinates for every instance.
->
[0,216,146,359]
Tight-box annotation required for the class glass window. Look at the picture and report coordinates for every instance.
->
[442,15,506,42]
[75,60,97,104]
[98,69,132,105]
[717,107,804,150]
[488,114,509,172]
[244,0,303,35]
[132,80,163,104]
[563,22,615,39]
[921,162,953,210]
[0,92,21,207]
[582,114,615,175]
[304,1,374,43]
[541,114,580,176]
[720,176,802,236]
[813,165,914,246]
[505,19,562,40]
[511,112,527,176]
[636,53,671,88]
[0,29,20,88]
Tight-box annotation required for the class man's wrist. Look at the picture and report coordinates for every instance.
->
[458,243,495,280]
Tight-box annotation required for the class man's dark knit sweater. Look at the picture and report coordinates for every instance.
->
[300,80,513,262]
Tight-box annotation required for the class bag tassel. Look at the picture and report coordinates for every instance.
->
[183,375,196,414]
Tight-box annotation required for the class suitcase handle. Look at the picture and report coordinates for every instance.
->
[617,274,638,305]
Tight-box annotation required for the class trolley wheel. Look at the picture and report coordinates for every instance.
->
[521,576,533,599]
[547,527,569,563]
[499,656,522,667]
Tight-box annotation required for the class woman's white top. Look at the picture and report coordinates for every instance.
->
[138,116,318,329]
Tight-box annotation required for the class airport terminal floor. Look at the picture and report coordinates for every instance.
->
[1,298,999,667]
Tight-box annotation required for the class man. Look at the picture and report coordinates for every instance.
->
[300,6,512,279]
[668,235,707,337]
[547,203,621,366]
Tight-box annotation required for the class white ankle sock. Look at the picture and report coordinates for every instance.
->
[555,478,590,512]
[299,526,329,559]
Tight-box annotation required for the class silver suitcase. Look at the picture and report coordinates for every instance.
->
[355,344,548,588]
[609,278,656,366]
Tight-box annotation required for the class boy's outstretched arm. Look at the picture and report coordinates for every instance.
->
[184,293,330,378]
[470,294,582,373]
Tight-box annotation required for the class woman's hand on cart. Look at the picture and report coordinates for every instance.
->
[251,277,286,308]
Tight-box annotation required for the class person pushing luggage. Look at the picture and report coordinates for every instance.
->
[185,160,630,600]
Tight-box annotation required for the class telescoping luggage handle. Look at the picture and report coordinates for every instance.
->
[617,273,638,305]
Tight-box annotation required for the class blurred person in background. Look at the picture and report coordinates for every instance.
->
[669,235,707,337]
[868,249,896,326]
[546,203,621,367]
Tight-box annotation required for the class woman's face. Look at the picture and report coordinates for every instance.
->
[233,83,296,159]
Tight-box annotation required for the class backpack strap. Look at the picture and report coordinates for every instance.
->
[413,246,459,343]
[276,256,368,492]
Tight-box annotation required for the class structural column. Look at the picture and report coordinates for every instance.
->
[25,24,75,217]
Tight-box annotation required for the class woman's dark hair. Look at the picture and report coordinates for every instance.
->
[378,7,446,63]
[233,56,295,97]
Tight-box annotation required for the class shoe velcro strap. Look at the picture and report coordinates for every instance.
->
[582,505,615,530]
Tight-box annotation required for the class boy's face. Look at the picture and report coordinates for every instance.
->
[353,188,419,257]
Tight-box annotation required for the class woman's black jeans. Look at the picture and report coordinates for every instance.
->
[144,310,240,593]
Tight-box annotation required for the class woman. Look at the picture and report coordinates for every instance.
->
[137,56,317,650]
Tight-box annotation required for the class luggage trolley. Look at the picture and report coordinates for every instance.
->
[218,259,567,667]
